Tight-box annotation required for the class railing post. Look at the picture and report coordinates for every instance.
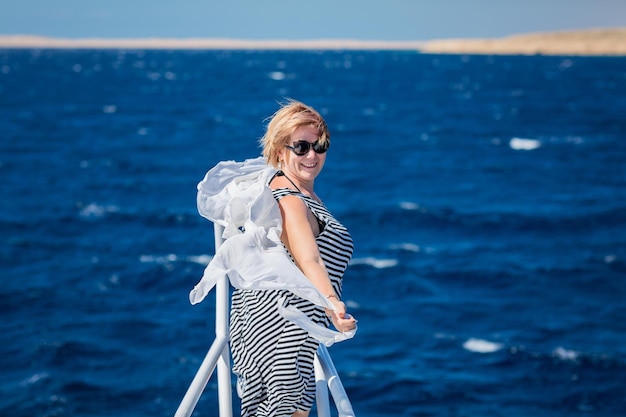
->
[173,224,232,417]
[315,345,356,417]
[214,224,233,417]
[314,353,331,417]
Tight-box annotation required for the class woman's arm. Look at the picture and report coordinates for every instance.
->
[277,195,356,333]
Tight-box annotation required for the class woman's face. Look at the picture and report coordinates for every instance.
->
[279,125,327,183]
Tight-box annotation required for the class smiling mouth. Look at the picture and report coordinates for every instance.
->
[302,162,318,168]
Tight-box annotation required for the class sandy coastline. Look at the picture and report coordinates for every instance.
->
[1,28,625,55]
[0,35,426,51]
[420,28,626,56]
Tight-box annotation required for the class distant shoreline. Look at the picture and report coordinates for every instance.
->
[1,28,625,56]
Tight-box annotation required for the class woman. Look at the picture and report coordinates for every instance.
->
[229,100,357,417]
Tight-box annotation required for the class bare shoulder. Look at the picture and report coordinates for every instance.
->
[277,193,309,217]
[269,175,307,215]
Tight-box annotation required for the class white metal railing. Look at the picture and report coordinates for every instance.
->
[174,223,356,417]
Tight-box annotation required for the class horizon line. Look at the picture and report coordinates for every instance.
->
[1,28,625,55]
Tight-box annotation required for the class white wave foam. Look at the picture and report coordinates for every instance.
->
[565,135,584,145]
[268,71,286,80]
[559,59,574,70]
[390,243,421,252]
[20,372,50,386]
[553,346,579,361]
[78,203,120,218]
[187,255,213,265]
[350,257,398,269]
[509,137,541,151]
[102,104,117,114]
[463,338,503,353]
[140,254,178,264]
[140,254,213,265]
[399,201,420,210]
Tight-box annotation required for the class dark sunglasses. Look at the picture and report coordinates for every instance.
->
[285,140,329,156]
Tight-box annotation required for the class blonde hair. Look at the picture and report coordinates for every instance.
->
[260,99,330,168]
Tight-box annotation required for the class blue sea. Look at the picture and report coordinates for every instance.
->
[1,48,625,417]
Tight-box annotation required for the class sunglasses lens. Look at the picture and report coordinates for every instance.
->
[292,141,310,155]
[313,141,329,154]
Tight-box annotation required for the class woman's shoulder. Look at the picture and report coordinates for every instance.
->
[272,187,300,198]
[270,173,301,198]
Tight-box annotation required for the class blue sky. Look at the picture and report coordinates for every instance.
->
[1,0,625,40]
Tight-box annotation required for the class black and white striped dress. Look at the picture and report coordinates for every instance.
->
[229,188,354,417]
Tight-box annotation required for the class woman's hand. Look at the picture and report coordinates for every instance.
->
[326,298,357,333]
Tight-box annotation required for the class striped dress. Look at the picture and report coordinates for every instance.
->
[229,188,354,417]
